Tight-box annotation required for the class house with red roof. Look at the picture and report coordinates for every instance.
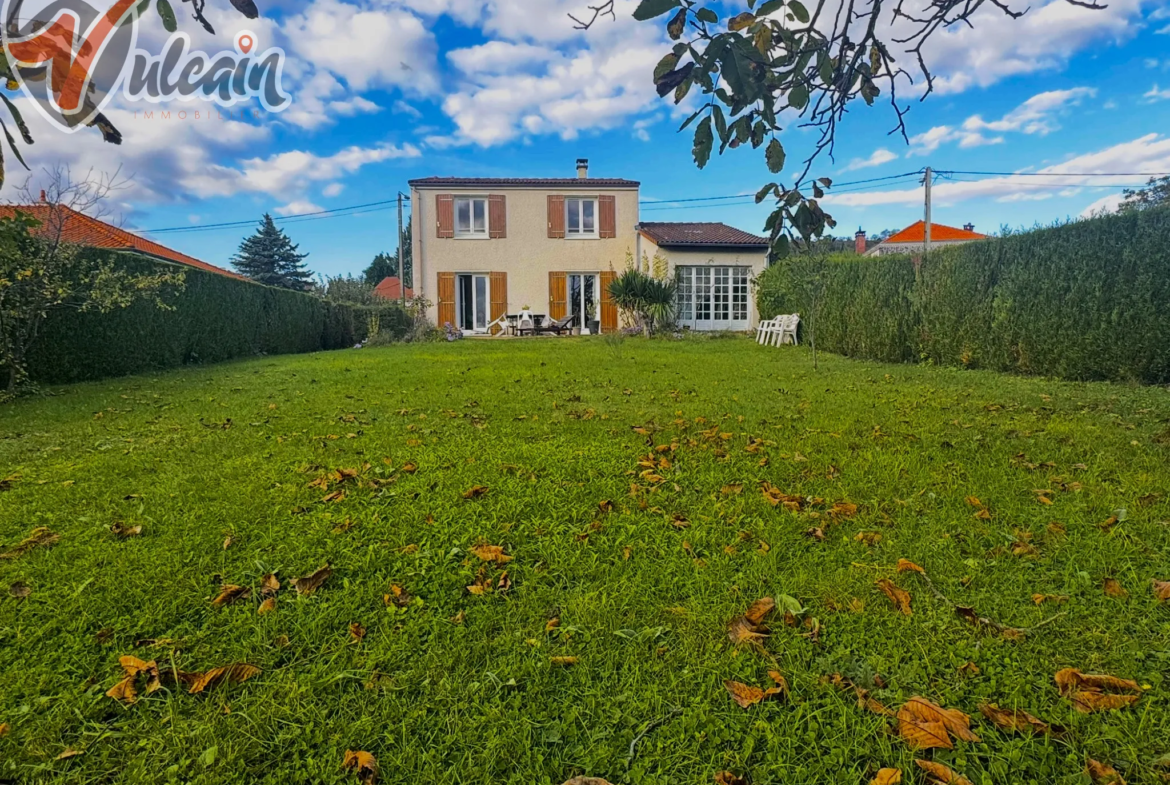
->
[372,276,413,301]
[0,202,242,280]
[857,220,988,257]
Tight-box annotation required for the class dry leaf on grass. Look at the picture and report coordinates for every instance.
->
[714,772,747,785]
[1031,593,1068,605]
[1085,759,1126,785]
[876,579,912,615]
[110,522,142,539]
[188,663,260,694]
[384,584,411,607]
[897,559,924,574]
[978,703,1059,735]
[855,531,883,546]
[343,750,379,784]
[915,759,973,785]
[727,597,773,649]
[56,748,83,760]
[470,544,512,564]
[721,484,744,495]
[551,656,579,666]
[0,527,59,559]
[211,585,251,608]
[870,769,902,785]
[897,697,980,750]
[462,485,489,499]
[467,567,492,595]
[560,778,613,785]
[598,499,614,513]
[0,722,8,735]
[1055,668,1141,713]
[1103,578,1128,598]
[349,622,366,643]
[9,581,30,598]
[292,565,333,595]
[496,571,512,592]
[1152,579,1170,603]
[258,598,276,615]
[829,501,859,519]
[724,672,787,709]
[260,573,280,596]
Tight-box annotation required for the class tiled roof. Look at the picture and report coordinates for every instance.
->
[0,204,244,279]
[882,220,987,244]
[638,222,769,248]
[373,276,413,300]
[408,176,640,189]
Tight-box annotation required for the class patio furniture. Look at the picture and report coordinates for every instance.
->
[534,313,576,335]
[757,314,800,346]
[517,311,536,335]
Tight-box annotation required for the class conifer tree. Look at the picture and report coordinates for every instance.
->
[231,214,312,290]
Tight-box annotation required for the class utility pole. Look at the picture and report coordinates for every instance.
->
[923,166,933,255]
[397,192,405,308]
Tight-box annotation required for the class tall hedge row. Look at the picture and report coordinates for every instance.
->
[757,207,1170,384]
[25,250,412,384]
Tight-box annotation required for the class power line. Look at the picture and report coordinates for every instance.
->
[638,169,926,206]
[144,197,410,234]
[943,170,1170,178]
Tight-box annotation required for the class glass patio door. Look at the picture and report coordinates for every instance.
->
[567,273,599,332]
[456,274,490,333]
[676,266,750,330]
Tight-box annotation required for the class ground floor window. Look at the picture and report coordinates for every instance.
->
[676,266,750,330]
[567,273,599,331]
[456,273,490,333]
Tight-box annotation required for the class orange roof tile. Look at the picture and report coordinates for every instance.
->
[372,276,413,300]
[0,204,245,280]
[883,220,987,244]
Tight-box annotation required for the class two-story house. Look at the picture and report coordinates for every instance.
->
[409,160,768,334]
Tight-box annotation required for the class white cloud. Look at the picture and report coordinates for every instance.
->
[222,143,421,198]
[1156,23,1170,33]
[275,200,325,216]
[907,87,1091,154]
[1144,84,1170,102]
[447,41,559,74]
[1080,192,1124,217]
[322,182,345,197]
[393,100,423,119]
[842,148,899,171]
[826,133,1170,208]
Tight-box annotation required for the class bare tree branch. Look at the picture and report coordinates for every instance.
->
[569,0,616,30]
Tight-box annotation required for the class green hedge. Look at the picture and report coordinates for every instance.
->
[757,208,1170,384]
[25,250,412,384]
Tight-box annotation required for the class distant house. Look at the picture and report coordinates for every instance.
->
[372,276,413,301]
[0,202,241,279]
[408,159,767,334]
[857,221,987,257]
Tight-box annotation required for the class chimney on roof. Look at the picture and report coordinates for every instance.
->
[576,158,589,179]
[855,227,867,255]
[963,222,975,232]
[39,189,46,203]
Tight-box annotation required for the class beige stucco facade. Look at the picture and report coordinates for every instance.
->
[411,184,639,326]
[638,235,768,331]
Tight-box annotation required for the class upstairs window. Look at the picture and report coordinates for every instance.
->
[566,198,597,237]
[455,197,488,237]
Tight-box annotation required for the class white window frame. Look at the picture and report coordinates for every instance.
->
[565,197,598,239]
[676,265,751,331]
[454,196,489,239]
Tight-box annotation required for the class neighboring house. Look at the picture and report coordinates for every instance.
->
[0,202,243,279]
[636,222,768,332]
[409,160,768,334]
[372,276,413,301]
[858,220,987,256]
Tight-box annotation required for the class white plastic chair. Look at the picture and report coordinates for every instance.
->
[756,318,780,345]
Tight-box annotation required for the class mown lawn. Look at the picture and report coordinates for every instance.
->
[1,336,1169,785]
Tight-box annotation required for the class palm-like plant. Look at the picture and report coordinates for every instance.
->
[608,269,677,337]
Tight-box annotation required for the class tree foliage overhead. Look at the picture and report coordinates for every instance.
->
[231,214,313,291]
[585,0,1103,256]
[1118,176,1170,213]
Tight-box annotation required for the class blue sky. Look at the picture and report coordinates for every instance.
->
[12,0,1170,278]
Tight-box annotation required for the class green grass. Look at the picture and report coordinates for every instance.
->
[1,337,1169,785]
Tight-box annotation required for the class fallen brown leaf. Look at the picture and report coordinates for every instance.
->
[897,559,924,574]
[1085,759,1126,785]
[188,663,260,694]
[721,484,744,495]
[855,531,883,546]
[1055,668,1141,713]
[462,485,489,499]
[56,748,83,761]
[958,662,981,676]
[870,769,902,785]
[829,501,859,519]
[258,598,276,615]
[743,597,775,626]
[1103,578,1128,598]
[598,499,614,513]
[349,622,366,642]
[496,571,512,592]
[211,585,251,608]
[467,567,491,595]
[551,656,579,666]
[260,573,280,597]
[1153,579,1170,603]
[0,722,8,735]
[343,750,379,784]
[0,527,59,559]
[728,597,773,650]
[110,522,142,539]
[978,703,1055,735]
[470,544,512,564]
[915,759,973,785]
[805,527,825,541]
[897,697,980,750]
[9,581,30,599]
[384,584,411,607]
[714,772,747,785]
[876,579,912,615]
[1031,593,1068,605]
[292,565,333,595]
[724,672,786,709]
[560,778,613,785]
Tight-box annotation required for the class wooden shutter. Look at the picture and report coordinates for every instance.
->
[548,271,567,319]
[436,194,454,238]
[599,270,617,333]
[598,195,616,239]
[489,271,507,334]
[489,195,506,239]
[547,195,565,239]
[437,272,456,327]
